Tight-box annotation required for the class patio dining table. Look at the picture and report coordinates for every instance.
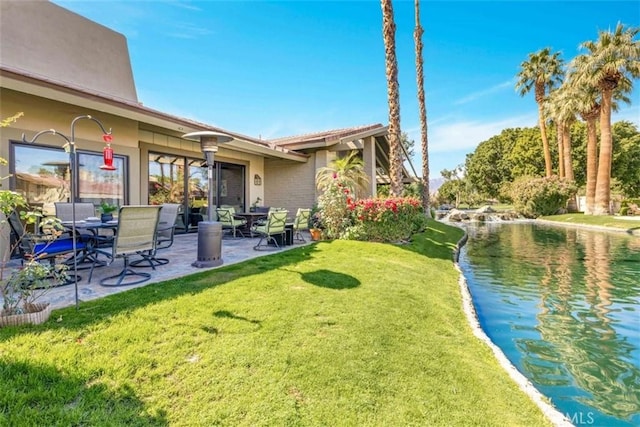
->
[235,212,268,231]
[61,219,118,266]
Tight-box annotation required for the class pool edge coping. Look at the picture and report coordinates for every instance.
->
[453,232,575,427]
[535,218,640,236]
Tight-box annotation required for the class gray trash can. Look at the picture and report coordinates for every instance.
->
[192,221,223,268]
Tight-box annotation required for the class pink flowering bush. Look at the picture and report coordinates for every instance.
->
[317,171,427,242]
[343,196,427,242]
[316,174,353,239]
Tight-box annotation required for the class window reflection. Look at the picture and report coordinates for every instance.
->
[12,144,127,215]
[13,145,70,214]
[78,152,126,206]
[148,154,186,205]
[148,152,245,232]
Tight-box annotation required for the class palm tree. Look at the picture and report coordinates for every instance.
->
[516,48,565,177]
[546,85,576,181]
[573,23,640,215]
[545,84,578,211]
[566,56,601,214]
[414,0,430,218]
[544,94,565,178]
[315,150,370,199]
[381,0,403,197]
[567,53,632,214]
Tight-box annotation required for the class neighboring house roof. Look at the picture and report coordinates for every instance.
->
[271,124,387,150]
[271,123,418,183]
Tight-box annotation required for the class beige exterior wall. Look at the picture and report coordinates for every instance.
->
[264,149,333,213]
[0,1,137,103]
[361,136,377,197]
[0,88,142,202]
[0,90,269,209]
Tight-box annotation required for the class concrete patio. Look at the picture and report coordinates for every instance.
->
[8,231,312,311]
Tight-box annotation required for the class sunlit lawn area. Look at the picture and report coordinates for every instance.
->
[541,213,640,231]
[0,220,550,426]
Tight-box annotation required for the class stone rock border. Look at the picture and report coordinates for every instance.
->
[453,233,574,427]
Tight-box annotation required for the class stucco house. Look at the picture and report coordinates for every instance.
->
[0,0,415,238]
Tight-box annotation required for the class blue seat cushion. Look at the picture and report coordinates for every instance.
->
[34,238,86,257]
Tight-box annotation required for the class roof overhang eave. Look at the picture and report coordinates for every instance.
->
[336,125,388,144]
[1,67,307,161]
[227,139,308,162]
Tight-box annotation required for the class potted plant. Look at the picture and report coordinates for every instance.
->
[309,207,324,241]
[0,258,66,327]
[99,201,118,222]
[249,197,262,213]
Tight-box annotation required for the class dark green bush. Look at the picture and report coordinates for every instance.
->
[509,176,577,218]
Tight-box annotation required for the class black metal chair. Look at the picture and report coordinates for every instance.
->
[251,210,288,250]
[216,207,247,238]
[54,202,112,269]
[292,208,311,243]
[7,211,86,287]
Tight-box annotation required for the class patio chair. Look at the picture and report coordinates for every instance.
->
[251,210,288,250]
[130,203,179,267]
[252,207,285,228]
[54,202,109,267]
[7,211,86,286]
[54,202,97,222]
[292,208,311,243]
[92,205,161,286]
[216,207,247,238]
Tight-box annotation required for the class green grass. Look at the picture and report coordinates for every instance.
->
[540,213,640,232]
[0,220,550,426]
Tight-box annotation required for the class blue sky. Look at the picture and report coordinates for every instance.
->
[53,0,639,180]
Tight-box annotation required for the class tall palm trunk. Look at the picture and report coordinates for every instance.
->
[414,0,430,217]
[562,121,574,182]
[594,88,613,215]
[563,120,578,212]
[535,85,553,177]
[556,121,565,178]
[381,0,403,197]
[582,110,599,214]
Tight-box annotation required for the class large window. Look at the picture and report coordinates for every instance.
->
[11,143,127,215]
[148,152,245,231]
[77,151,126,207]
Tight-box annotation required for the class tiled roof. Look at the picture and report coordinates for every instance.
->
[270,124,385,146]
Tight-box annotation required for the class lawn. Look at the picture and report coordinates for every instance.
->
[540,213,640,232]
[0,220,551,426]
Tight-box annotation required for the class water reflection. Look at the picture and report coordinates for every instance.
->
[460,223,640,426]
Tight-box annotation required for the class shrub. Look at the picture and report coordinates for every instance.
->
[316,174,353,239]
[509,176,577,218]
[620,198,640,216]
[344,197,427,242]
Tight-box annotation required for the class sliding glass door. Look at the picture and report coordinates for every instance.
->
[148,152,245,232]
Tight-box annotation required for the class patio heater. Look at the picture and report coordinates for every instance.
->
[23,115,115,310]
[182,131,233,268]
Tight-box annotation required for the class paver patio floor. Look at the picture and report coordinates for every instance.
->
[6,231,311,310]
